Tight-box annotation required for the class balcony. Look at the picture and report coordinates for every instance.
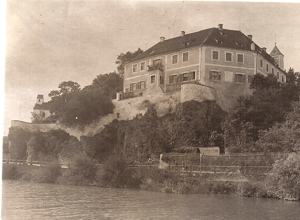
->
[147,63,164,72]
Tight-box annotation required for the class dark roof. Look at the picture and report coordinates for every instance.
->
[270,45,284,56]
[130,27,284,72]
[33,102,51,110]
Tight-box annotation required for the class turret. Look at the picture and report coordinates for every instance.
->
[270,44,284,69]
[36,94,44,105]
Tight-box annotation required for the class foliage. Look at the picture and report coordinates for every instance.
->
[31,164,61,183]
[102,155,141,188]
[2,165,20,180]
[91,72,123,99]
[8,127,32,160]
[26,129,72,162]
[266,153,300,200]
[115,48,143,75]
[226,72,300,152]
[256,102,300,153]
[45,72,121,127]
[81,120,119,162]
[58,86,114,126]
[171,100,226,149]
[69,156,97,181]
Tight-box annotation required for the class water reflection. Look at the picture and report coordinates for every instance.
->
[2,180,300,220]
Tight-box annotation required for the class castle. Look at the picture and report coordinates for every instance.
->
[119,24,286,110]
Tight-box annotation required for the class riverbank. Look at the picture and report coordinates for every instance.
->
[2,163,294,201]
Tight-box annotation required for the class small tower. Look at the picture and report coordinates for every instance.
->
[36,94,44,105]
[270,43,284,69]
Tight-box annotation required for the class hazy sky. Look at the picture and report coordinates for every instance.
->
[4,0,300,134]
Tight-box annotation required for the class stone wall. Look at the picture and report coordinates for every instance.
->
[181,82,216,103]
[10,120,59,132]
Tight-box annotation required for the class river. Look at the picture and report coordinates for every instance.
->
[2,180,300,220]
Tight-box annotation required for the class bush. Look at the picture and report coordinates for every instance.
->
[70,156,97,181]
[2,165,20,180]
[102,155,141,188]
[266,153,300,200]
[31,164,61,183]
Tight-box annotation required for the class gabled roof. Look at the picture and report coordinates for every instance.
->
[270,44,284,56]
[33,102,51,110]
[129,27,284,72]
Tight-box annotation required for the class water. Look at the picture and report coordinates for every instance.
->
[2,180,300,220]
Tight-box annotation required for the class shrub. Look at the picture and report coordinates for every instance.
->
[102,155,141,188]
[266,153,300,200]
[2,165,20,180]
[31,164,61,183]
[70,156,97,181]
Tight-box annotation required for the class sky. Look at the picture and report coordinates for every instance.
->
[4,0,300,135]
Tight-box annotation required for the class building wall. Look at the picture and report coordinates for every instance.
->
[256,53,286,83]
[33,109,51,119]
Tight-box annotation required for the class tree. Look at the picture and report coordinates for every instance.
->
[91,72,123,98]
[256,102,300,153]
[226,72,300,152]
[115,48,143,75]
[266,153,300,200]
[172,100,226,148]
[8,127,32,160]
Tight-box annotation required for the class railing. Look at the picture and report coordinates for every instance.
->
[147,63,164,71]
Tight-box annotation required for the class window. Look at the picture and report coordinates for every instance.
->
[248,75,254,84]
[151,75,155,83]
[237,53,244,63]
[282,76,285,83]
[132,64,138,72]
[182,71,196,81]
[225,52,232,62]
[169,75,177,84]
[272,68,274,74]
[172,55,178,64]
[212,50,219,60]
[234,73,246,83]
[140,62,145,71]
[266,63,269,72]
[136,82,141,90]
[153,59,162,65]
[224,71,234,82]
[260,59,263,68]
[277,72,279,79]
[182,52,189,62]
[141,81,146,89]
[130,83,136,91]
[209,71,221,81]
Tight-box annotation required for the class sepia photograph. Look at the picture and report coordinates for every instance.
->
[2,0,300,219]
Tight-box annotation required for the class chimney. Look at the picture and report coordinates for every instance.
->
[262,47,267,52]
[218,24,223,30]
[247,34,253,40]
[181,31,185,36]
[160,36,165,42]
